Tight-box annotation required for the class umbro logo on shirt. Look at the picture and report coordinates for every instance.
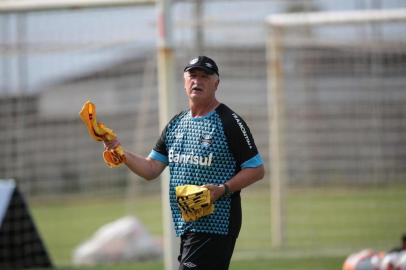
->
[175,132,184,140]
[183,262,197,268]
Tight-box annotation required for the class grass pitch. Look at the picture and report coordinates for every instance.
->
[30,184,406,269]
[52,256,344,270]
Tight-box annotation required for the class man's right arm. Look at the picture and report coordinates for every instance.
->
[104,139,166,180]
[104,115,175,180]
[123,151,166,181]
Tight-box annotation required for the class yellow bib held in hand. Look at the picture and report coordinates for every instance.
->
[175,185,214,222]
[79,101,126,168]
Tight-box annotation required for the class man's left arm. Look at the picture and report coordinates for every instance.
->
[207,105,265,201]
[205,165,265,202]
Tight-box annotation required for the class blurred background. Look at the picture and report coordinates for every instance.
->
[1,0,406,269]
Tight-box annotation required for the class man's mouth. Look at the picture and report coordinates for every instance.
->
[192,86,203,92]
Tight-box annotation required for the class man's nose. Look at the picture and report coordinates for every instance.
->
[191,77,200,83]
[191,78,202,86]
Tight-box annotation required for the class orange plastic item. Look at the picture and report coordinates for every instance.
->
[79,101,126,167]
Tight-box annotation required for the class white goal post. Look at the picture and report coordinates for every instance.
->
[0,0,155,13]
[266,8,406,248]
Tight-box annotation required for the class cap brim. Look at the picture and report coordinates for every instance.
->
[184,66,216,75]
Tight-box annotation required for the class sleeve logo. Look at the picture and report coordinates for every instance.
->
[232,113,253,149]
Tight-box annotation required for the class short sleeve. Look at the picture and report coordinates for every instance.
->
[148,122,169,164]
[148,112,184,164]
[216,104,263,168]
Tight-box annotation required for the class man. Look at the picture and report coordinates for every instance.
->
[105,56,264,270]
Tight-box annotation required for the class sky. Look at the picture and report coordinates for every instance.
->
[0,0,405,94]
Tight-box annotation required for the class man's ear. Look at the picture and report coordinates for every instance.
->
[215,78,220,90]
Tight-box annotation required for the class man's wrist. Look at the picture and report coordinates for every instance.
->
[221,183,231,197]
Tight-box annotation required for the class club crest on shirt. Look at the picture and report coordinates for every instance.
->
[200,133,213,147]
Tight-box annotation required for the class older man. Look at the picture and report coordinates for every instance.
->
[105,56,264,270]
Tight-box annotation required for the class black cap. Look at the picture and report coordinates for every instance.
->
[184,56,219,76]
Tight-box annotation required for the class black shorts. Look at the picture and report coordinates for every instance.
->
[178,232,237,270]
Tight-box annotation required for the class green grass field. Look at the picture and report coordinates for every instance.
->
[50,256,344,270]
[29,184,406,270]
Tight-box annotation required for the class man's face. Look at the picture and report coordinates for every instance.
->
[184,69,219,102]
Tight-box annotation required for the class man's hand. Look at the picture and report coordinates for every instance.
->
[101,138,126,168]
[103,138,121,150]
[203,184,225,203]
